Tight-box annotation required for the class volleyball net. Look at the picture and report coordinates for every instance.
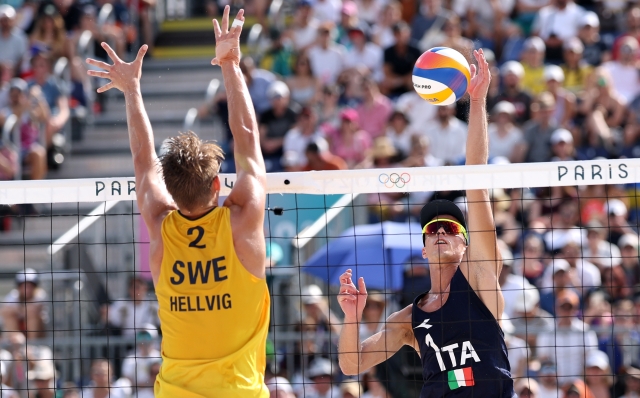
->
[0,158,638,397]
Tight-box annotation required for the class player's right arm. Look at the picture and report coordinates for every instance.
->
[337,269,417,375]
[86,43,175,284]
[214,6,267,279]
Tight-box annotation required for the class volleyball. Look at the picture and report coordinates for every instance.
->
[412,47,471,106]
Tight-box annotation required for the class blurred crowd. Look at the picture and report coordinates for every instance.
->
[0,0,153,185]
[0,268,161,398]
[2,0,640,396]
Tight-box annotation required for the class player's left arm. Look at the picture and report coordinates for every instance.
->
[462,49,504,320]
[86,44,175,283]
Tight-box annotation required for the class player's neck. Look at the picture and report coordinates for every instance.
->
[428,264,458,294]
[179,197,219,220]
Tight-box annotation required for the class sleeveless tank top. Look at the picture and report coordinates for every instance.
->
[154,207,270,398]
[411,267,515,398]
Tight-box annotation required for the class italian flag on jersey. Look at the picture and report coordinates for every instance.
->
[447,367,475,390]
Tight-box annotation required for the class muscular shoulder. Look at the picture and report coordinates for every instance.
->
[385,305,415,344]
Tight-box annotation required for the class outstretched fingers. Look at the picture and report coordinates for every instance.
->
[469,64,477,79]
[212,18,222,38]
[86,58,111,71]
[87,70,109,78]
[135,44,148,64]
[358,277,367,296]
[101,42,120,64]
[97,82,115,93]
[221,5,230,34]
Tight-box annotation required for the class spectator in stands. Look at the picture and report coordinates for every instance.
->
[286,53,319,107]
[539,259,575,316]
[385,109,415,156]
[0,78,48,180]
[121,325,161,391]
[29,5,67,61]
[489,61,532,125]
[578,12,608,67]
[313,0,341,24]
[283,107,324,170]
[514,378,540,398]
[356,0,383,26]
[394,91,435,135]
[532,0,586,63]
[290,0,320,52]
[359,292,387,341]
[620,366,640,398]
[344,26,384,82]
[356,77,392,138]
[336,1,361,47]
[1,268,48,339]
[464,0,515,51]
[381,21,421,98]
[584,350,613,398]
[28,358,58,398]
[513,234,546,284]
[604,199,636,246]
[554,236,601,295]
[602,37,640,105]
[135,358,161,398]
[410,0,450,48]
[29,51,69,149]
[315,84,341,128]
[300,284,342,336]
[5,331,29,393]
[488,101,524,162]
[499,241,533,318]
[501,316,530,379]
[583,220,621,269]
[600,262,633,303]
[618,233,640,286]
[77,5,126,60]
[560,37,592,95]
[260,28,294,78]
[544,66,575,129]
[400,134,443,168]
[436,14,474,62]
[303,139,348,171]
[308,22,346,85]
[549,128,576,161]
[520,36,547,96]
[424,103,467,164]
[510,284,554,354]
[108,275,158,337]
[371,1,401,49]
[537,289,598,385]
[325,108,371,168]
[306,358,340,398]
[611,7,640,60]
[81,359,127,398]
[240,57,277,115]
[259,81,300,172]
[519,92,558,163]
[537,361,561,398]
[0,5,27,76]
[266,376,295,398]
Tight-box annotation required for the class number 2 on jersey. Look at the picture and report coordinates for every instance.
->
[188,226,206,248]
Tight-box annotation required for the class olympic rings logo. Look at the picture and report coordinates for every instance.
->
[379,173,411,188]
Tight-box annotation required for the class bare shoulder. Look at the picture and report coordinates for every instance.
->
[227,203,266,279]
[385,305,416,345]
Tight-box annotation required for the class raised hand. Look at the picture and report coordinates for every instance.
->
[337,269,367,322]
[467,49,491,101]
[211,6,244,66]
[86,43,148,93]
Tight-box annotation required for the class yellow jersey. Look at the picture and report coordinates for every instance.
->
[521,64,546,96]
[154,207,270,398]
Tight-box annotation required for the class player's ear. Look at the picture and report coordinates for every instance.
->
[422,246,428,259]
[212,175,221,192]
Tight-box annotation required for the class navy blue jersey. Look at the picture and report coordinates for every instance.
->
[411,267,515,397]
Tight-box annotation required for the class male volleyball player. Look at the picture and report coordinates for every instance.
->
[86,6,270,397]
[338,49,516,397]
